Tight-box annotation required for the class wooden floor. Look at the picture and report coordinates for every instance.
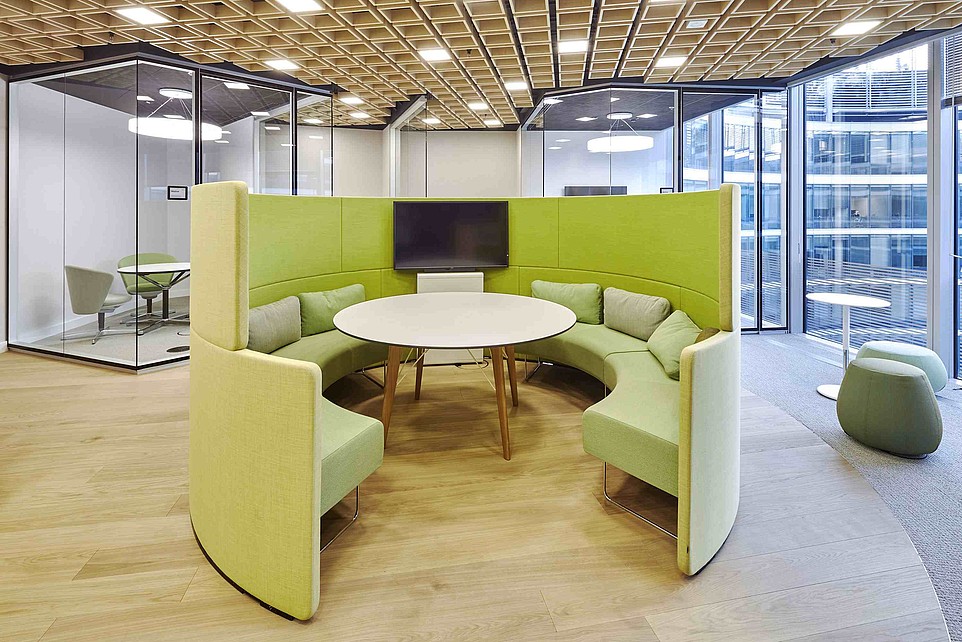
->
[0,350,948,641]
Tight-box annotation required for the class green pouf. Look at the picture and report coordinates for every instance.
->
[837,358,942,458]
[856,340,948,392]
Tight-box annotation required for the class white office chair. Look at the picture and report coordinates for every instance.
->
[64,266,136,344]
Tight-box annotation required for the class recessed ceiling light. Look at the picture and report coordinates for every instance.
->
[214,140,230,144]
[504,80,528,91]
[555,138,571,142]
[159,87,192,100]
[221,130,231,134]
[116,6,168,25]
[163,114,185,119]
[224,81,250,90]
[266,59,298,71]
[610,97,620,102]
[832,20,881,36]
[281,143,294,147]
[276,0,321,12]
[655,56,687,68]
[607,112,633,120]
[265,125,281,131]
[686,19,708,29]
[251,111,270,117]
[136,95,153,102]
[576,116,597,122]
[422,117,441,125]
[419,48,451,62]
[351,111,369,119]
[484,119,501,127]
[548,146,562,150]
[638,113,657,118]
[304,118,322,124]
[543,97,563,105]
[340,95,363,105]
[468,101,488,111]
[309,135,323,139]
[558,39,588,54]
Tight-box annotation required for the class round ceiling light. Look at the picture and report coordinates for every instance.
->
[128,117,222,141]
[158,87,193,100]
[606,111,633,120]
[587,135,654,153]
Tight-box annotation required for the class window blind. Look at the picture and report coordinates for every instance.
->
[945,32,962,99]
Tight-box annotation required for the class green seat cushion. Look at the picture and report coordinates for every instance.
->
[584,351,680,496]
[298,284,366,336]
[517,322,648,381]
[319,399,384,514]
[837,357,942,457]
[531,280,603,324]
[272,330,386,390]
[647,310,701,380]
[856,340,948,393]
[603,287,672,341]
[248,296,301,354]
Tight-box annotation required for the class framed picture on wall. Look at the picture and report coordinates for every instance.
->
[659,187,674,194]
[167,186,189,201]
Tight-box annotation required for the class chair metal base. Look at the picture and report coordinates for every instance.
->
[523,358,544,382]
[320,486,359,552]
[602,463,677,540]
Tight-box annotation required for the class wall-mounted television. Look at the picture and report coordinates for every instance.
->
[564,185,628,196]
[394,201,509,270]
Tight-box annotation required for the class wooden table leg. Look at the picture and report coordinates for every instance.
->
[491,346,511,460]
[414,348,425,401]
[505,345,519,407]
[382,345,402,444]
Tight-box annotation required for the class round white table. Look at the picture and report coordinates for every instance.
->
[805,291,890,400]
[116,262,190,327]
[334,292,577,460]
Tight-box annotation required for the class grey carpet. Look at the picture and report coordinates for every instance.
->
[742,333,962,641]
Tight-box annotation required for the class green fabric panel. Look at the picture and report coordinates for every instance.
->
[557,191,720,302]
[856,340,948,392]
[519,267,682,312]
[531,280,603,324]
[837,357,942,456]
[380,269,417,297]
[341,198,394,271]
[517,322,648,381]
[584,351,680,497]
[298,284,366,336]
[249,194,342,290]
[351,339,389,373]
[508,198,559,267]
[247,296,301,354]
[483,267,520,294]
[250,271,381,309]
[273,330,364,391]
[679,288,720,331]
[603,287,672,341]
[647,310,702,380]
[319,398,384,514]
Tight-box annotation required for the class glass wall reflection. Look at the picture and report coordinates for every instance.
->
[296,92,333,196]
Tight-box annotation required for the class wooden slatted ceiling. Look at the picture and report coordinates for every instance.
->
[2,0,962,129]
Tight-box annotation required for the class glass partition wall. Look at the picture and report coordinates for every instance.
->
[8,56,332,369]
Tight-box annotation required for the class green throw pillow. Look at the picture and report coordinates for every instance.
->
[647,310,702,380]
[248,296,301,354]
[531,280,602,324]
[603,287,672,341]
[297,284,366,336]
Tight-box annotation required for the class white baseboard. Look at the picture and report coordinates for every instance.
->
[0,341,7,353]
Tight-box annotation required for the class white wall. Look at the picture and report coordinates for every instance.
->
[334,128,384,196]
[0,75,6,350]
[424,131,519,198]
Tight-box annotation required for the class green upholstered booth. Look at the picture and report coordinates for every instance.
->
[189,184,741,619]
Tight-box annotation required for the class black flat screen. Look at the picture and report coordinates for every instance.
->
[393,201,509,270]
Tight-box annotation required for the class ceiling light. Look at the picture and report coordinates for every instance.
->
[251,111,270,117]
[484,119,501,127]
[304,118,322,124]
[832,20,881,36]
[422,117,441,125]
[265,125,281,131]
[610,97,620,102]
[468,101,488,111]
[159,87,192,100]
[351,111,369,119]
[607,112,633,120]
[576,116,597,122]
[555,138,571,142]
[281,143,294,147]
[340,95,363,105]
[543,97,563,105]
[136,95,153,102]
[224,81,249,90]
[655,56,687,68]
[116,6,168,25]
[558,39,588,54]
[309,135,323,139]
[548,146,562,150]
[638,113,657,118]
[587,135,654,153]
[214,139,229,144]
[129,118,222,141]
[504,80,528,91]
[419,48,451,62]
[164,114,185,119]
[266,59,298,71]
[686,19,708,29]
[221,130,231,134]
[276,0,321,12]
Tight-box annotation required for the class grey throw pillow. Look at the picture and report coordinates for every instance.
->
[603,287,672,341]
[248,296,301,354]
